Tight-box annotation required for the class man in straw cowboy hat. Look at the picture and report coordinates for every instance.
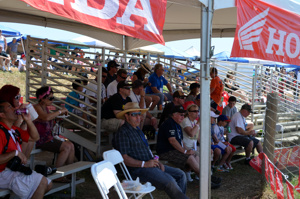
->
[113,102,188,199]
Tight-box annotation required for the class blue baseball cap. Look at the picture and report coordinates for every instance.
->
[217,115,230,122]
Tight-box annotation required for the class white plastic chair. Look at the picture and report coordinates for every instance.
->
[103,149,155,199]
[91,160,128,199]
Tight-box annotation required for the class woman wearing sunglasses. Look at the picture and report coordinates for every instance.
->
[0,84,35,158]
[33,86,74,181]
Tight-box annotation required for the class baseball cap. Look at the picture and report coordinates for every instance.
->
[210,111,219,118]
[107,60,120,70]
[117,81,132,90]
[132,80,143,89]
[217,115,230,122]
[241,104,253,113]
[21,54,25,58]
[171,105,186,114]
[173,90,186,99]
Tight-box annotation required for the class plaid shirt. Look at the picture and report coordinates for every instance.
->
[114,122,153,162]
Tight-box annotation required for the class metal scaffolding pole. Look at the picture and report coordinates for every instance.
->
[200,0,213,198]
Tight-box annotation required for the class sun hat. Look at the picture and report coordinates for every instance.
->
[217,115,230,122]
[210,111,219,118]
[116,102,148,119]
[241,104,253,113]
[140,62,152,73]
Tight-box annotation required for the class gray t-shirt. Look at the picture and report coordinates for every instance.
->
[222,105,237,119]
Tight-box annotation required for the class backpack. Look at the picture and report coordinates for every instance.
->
[0,125,22,154]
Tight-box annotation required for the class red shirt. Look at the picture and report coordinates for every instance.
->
[0,122,29,172]
[210,76,223,104]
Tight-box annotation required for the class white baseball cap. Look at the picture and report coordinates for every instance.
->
[210,111,219,118]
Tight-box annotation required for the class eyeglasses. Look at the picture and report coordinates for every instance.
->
[47,96,54,101]
[15,94,21,100]
[128,112,142,117]
[178,96,186,99]
[123,87,131,90]
[189,110,199,113]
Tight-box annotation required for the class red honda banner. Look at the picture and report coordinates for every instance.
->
[275,169,284,199]
[264,155,269,182]
[286,181,295,199]
[21,0,167,45]
[295,161,300,193]
[250,152,263,173]
[269,163,276,194]
[232,0,300,65]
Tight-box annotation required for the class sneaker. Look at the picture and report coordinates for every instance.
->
[244,158,251,166]
[8,70,12,73]
[185,171,193,182]
[223,163,229,170]
[225,162,233,170]
[217,165,229,172]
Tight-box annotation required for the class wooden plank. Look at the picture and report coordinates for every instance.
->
[48,161,94,180]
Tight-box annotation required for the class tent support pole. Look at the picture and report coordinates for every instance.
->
[200,1,213,198]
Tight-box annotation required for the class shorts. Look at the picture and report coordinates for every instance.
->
[10,51,17,59]
[0,168,51,199]
[211,145,225,155]
[230,136,259,149]
[101,118,123,133]
[37,139,63,153]
[159,150,191,170]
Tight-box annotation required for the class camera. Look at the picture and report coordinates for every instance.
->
[6,156,32,175]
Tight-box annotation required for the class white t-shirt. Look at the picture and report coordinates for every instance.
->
[213,124,225,142]
[129,90,146,108]
[222,105,237,119]
[85,80,97,107]
[18,59,26,71]
[228,112,246,141]
[181,117,198,149]
[107,80,118,98]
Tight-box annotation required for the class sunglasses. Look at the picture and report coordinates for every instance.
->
[15,94,21,100]
[128,112,142,117]
[123,87,131,90]
[178,96,186,99]
[47,96,54,101]
[119,75,127,80]
[189,110,199,113]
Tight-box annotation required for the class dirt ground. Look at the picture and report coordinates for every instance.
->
[44,155,277,199]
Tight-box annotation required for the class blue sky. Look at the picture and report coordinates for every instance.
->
[0,22,234,55]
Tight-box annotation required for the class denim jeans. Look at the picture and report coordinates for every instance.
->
[149,92,173,105]
[129,165,188,199]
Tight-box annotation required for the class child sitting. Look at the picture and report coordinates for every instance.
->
[65,79,88,126]
[212,115,236,171]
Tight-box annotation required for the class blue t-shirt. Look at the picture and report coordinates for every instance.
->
[145,73,168,94]
[65,91,80,112]
[156,117,183,155]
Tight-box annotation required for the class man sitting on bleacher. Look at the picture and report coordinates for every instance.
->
[0,100,52,198]
[113,102,188,199]
[228,104,263,165]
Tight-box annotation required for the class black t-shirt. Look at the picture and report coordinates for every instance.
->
[101,93,132,119]
[158,102,174,128]
[156,117,183,155]
[104,73,117,88]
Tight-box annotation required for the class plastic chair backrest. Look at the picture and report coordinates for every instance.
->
[103,149,133,180]
[91,160,128,199]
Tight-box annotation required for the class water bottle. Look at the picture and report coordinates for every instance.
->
[227,126,231,133]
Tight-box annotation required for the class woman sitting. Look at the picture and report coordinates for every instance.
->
[185,83,200,102]
[33,86,75,170]
[0,85,35,158]
[224,71,248,102]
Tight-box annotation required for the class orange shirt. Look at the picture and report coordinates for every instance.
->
[210,76,223,104]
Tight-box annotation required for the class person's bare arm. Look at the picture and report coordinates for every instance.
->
[151,87,160,93]
[168,137,194,155]
[183,125,199,138]
[123,154,159,168]
[34,104,67,121]
[166,83,173,93]
[22,113,40,142]
[4,37,7,51]
[236,127,255,136]
[113,110,121,117]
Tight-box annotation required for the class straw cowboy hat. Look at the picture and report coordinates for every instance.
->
[140,62,152,73]
[116,102,148,119]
